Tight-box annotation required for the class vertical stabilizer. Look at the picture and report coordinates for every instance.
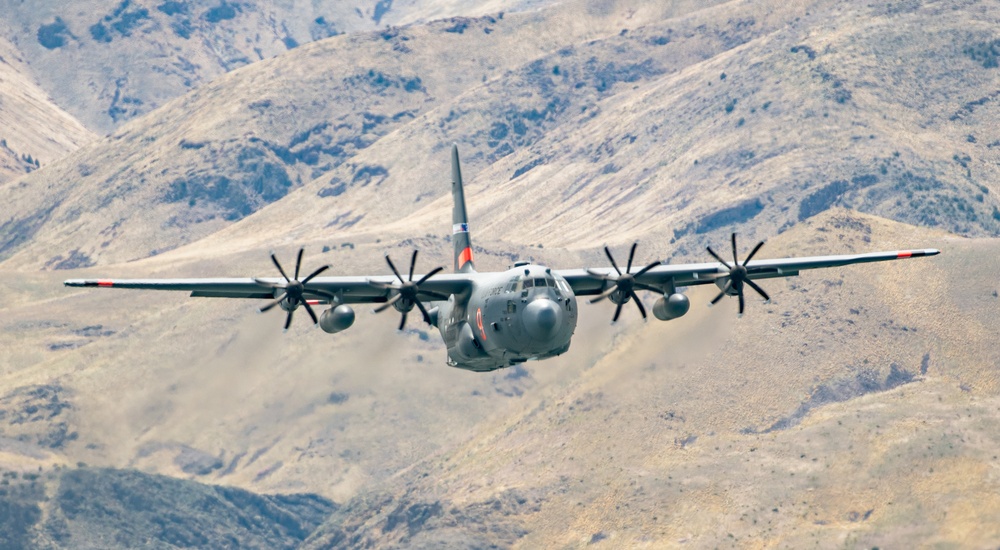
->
[451,145,476,273]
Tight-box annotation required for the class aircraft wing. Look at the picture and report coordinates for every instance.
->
[64,274,473,305]
[558,248,940,296]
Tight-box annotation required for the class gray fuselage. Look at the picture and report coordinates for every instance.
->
[429,264,578,372]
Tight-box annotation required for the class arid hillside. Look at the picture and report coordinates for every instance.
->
[302,212,1000,548]
[0,0,553,133]
[1,0,999,547]
[0,0,997,272]
[0,34,94,184]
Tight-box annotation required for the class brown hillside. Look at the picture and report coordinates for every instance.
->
[0,0,726,269]
[0,0,555,133]
[1,0,998,273]
[0,0,998,547]
[0,33,94,184]
[299,211,999,548]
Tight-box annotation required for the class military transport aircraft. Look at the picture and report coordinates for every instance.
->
[66,145,939,372]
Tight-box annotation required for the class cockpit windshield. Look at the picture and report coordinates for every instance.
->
[515,274,570,295]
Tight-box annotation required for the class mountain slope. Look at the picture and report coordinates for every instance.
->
[299,212,1000,548]
[0,0,729,269]
[0,0,554,133]
[1,0,999,548]
[0,466,334,548]
[0,34,95,184]
[1,0,998,272]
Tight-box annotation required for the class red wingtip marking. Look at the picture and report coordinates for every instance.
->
[306,300,321,305]
[897,251,913,258]
[97,280,114,287]
[458,247,474,268]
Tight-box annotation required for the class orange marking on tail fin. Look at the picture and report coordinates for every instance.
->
[458,247,474,268]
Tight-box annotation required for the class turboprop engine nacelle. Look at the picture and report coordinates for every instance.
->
[652,293,690,321]
[320,305,356,334]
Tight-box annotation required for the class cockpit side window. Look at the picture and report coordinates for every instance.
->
[523,278,534,289]
[556,279,571,293]
[506,278,519,292]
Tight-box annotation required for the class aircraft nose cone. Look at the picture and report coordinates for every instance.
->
[523,298,562,339]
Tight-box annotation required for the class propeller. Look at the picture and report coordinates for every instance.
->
[706,232,770,316]
[369,250,448,331]
[586,243,661,323]
[255,248,330,331]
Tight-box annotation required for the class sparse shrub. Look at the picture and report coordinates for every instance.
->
[444,19,469,34]
[799,180,849,221]
[204,3,237,23]
[89,22,112,43]
[963,39,1000,68]
[37,18,70,49]
[695,199,764,234]
[157,1,185,15]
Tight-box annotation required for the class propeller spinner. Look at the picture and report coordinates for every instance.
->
[255,248,330,330]
[706,233,770,315]
[587,243,661,323]
[369,250,448,330]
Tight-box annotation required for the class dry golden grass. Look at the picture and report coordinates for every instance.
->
[1,0,999,546]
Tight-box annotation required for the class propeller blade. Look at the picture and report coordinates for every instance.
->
[706,235,769,315]
[284,310,294,331]
[409,250,418,281]
[368,279,393,290]
[398,312,408,331]
[414,299,432,325]
[385,255,404,283]
[635,283,661,293]
[271,253,291,283]
[585,268,613,280]
[294,248,304,280]
[254,278,281,288]
[626,242,637,272]
[612,301,624,323]
[302,301,319,325]
[301,265,330,285]
[634,260,660,278]
[743,241,765,265]
[731,233,739,266]
[589,285,619,304]
[415,266,444,286]
[259,293,287,313]
[630,290,647,319]
[710,280,733,305]
[706,246,734,270]
[604,246,622,276]
[746,279,770,302]
[374,293,403,313]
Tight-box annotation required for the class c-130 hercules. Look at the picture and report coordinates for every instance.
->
[66,146,939,372]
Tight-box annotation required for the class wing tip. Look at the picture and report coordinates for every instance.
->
[64,279,113,287]
[896,249,940,259]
